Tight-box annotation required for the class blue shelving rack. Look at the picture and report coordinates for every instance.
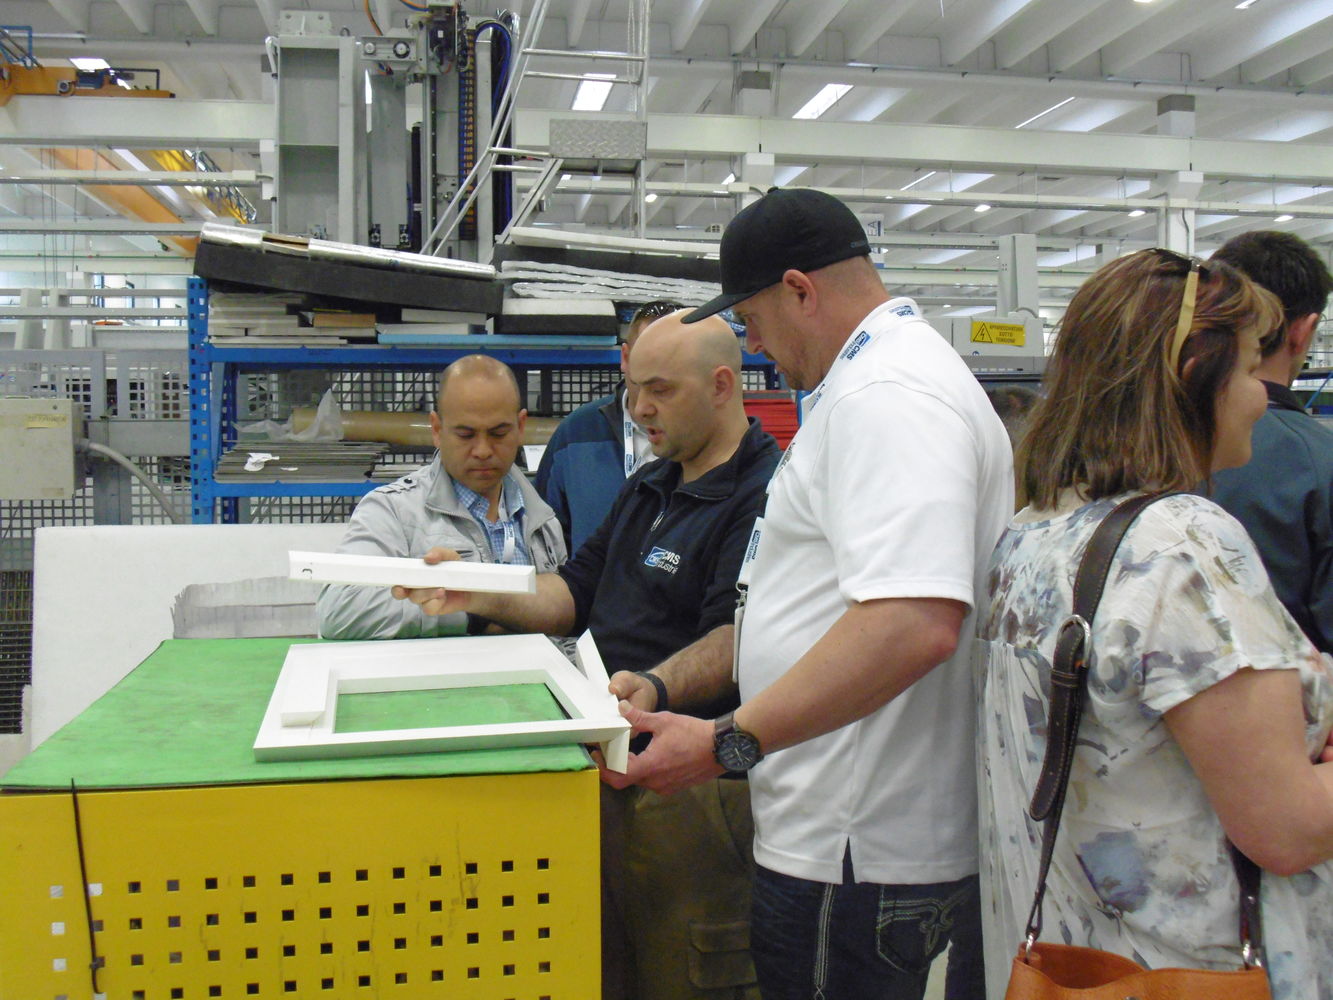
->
[187,277,777,523]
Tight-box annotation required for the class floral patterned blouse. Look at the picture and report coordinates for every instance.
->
[976,491,1333,1000]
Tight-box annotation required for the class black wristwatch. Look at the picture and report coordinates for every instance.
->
[713,712,764,772]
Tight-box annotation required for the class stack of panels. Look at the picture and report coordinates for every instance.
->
[216,442,384,483]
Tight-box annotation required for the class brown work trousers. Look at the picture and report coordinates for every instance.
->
[602,778,761,1000]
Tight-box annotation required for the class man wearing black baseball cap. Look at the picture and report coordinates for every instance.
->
[605,188,1014,999]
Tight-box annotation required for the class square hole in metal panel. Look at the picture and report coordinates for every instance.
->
[464,899,478,910]
[319,906,332,919]
[395,973,407,984]
[536,858,550,870]
[501,860,514,872]
[322,977,334,989]
[127,881,141,894]
[247,984,259,995]
[538,960,552,973]
[356,904,369,917]
[503,964,515,976]
[358,940,370,952]
[243,875,256,888]
[283,944,295,957]
[391,866,405,879]
[431,970,444,981]
[430,935,443,948]
[131,954,144,966]
[280,873,294,886]
[281,908,295,921]
[207,949,221,962]
[502,929,515,942]
[320,942,333,955]
[318,871,331,884]
[428,864,442,877]
[501,895,514,907]
[284,980,297,992]
[467,968,480,979]
[165,879,179,892]
[466,932,479,945]
[170,987,183,999]
[167,915,181,928]
[392,902,406,915]
[244,911,257,924]
[358,975,371,987]
[209,988,222,998]
[355,869,368,882]
[129,917,142,930]
[537,892,550,904]
[393,937,406,950]
[204,876,219,890]
[429,899,442,912]
[245,947,258,960]
[169,951,182,964]
[205,913,219,926]
[538,927,551,939]
[464,862,478,875]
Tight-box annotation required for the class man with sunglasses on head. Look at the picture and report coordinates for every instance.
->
[536,300,680,552]
[1210,230,1333,654]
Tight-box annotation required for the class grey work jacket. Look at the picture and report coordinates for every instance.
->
[316,458,566,640]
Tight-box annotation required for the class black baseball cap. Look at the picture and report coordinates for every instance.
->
[683,188,871,323]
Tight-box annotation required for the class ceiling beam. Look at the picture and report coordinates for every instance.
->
[1194,6,1333,81]
[993,0,1113,69]
[515,110,1333,184]
[843,4,914,62]
[112,0,155,34]
[180,0,221,35]
[44,0,91,33]
[730,0,785,56]
[787,0,853,59]
[671,0,713,52]
[0,97,272,146]
[0,171,259,186]
[1048,3,1150,73]
[567,0,594,48]
[1240,22,1333,83]
[942,0,1039,67]
[1100,0,1194,76]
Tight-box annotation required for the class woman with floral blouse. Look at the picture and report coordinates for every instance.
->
[977,248,1333,1000]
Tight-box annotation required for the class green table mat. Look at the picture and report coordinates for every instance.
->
[4,637,590,790]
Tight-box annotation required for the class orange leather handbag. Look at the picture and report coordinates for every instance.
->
[1004,493,1272,1000]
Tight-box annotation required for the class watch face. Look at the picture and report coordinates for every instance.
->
[716,731,762,772]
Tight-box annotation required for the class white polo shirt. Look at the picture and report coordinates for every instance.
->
[739,298,1014,886]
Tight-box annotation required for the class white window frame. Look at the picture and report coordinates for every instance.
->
[253,632,630,771]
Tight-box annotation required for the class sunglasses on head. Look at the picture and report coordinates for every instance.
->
[1147,248,1210,372]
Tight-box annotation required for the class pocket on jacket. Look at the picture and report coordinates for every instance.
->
[686,919,758,992]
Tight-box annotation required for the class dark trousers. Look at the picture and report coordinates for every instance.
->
[750,850,984,1000]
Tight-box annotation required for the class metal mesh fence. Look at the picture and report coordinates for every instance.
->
[0,571,31,735]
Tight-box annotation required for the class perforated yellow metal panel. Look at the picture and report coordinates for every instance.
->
[0,771,599,1000]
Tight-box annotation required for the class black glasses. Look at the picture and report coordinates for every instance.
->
[631,300,681,325]
[1148,248,1209,371]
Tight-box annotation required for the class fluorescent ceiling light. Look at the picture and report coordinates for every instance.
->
[1275,213,1294,222]
[1235,0,1261,8]
[974,203,991,213]
[793,83,852,120]
[1015,96,1075,129]
[69,57,110,71]
[1133,0,1156,4]
[901,170,937,190]
[572,73,615,112]
[644,192,658,203]
[722,173,735,185]
[1128,208,1146,218]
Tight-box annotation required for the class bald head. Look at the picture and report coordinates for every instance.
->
[436,354,521,413]
[634,310,742,382]
[628,310,751,478]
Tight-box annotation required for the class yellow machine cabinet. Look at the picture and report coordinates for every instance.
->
[0,638,601,1000]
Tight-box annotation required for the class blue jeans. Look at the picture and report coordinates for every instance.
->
[750,853,984,1000]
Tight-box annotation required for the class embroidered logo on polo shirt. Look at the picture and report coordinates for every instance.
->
[840,331,871,361]
[644,547,681,574]
[891,303,916,317]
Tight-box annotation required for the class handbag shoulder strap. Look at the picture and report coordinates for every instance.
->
[1019,491,1265,970]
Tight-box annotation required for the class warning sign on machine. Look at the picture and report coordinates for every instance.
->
[970,320,1026,346]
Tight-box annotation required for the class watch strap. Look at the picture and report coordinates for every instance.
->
[636,670,669,713]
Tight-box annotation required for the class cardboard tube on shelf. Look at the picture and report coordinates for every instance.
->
[292,409,564,447]
[292,408,433,447]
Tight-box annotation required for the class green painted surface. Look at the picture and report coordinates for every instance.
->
[3,637,589,790]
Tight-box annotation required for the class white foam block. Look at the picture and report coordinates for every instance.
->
[289,551,536,594]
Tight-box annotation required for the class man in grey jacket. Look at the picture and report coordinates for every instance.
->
[316,354,566,640]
